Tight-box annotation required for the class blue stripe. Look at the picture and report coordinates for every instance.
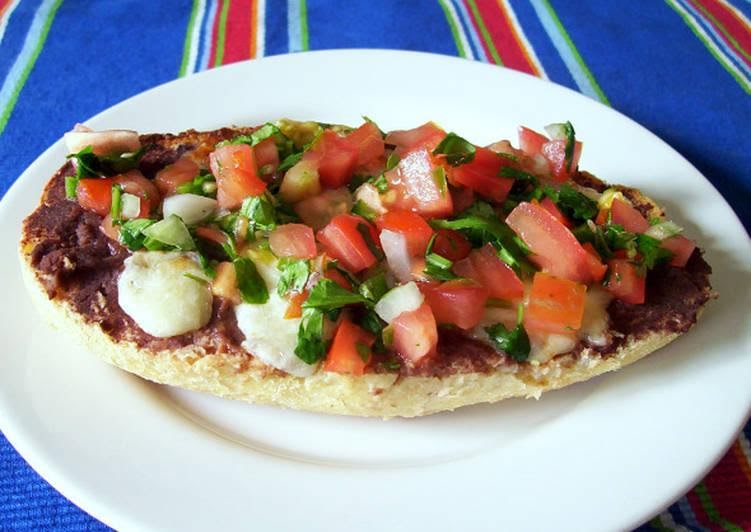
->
[508,0,577,89]
[265,0,288,55]
[528,0,602,100]
[287,0,303,52]
[450,0,487,62]
[303,2,457,56]
[678,0,751,78]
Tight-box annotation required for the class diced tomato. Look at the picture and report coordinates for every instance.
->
[422,279,488,330]
[604,259,645,305]
[453,244,525,301]
[525,272,587,334]
[346,122,385,166]
[155,157,200,196]
[323,267,353,290]
[114,170,160,213]
[450,185,475,214]
[541,139,583,182]
[431,229,471,261]
[316,214,380,272]
[595,207,609,226]
[209,144,266,209]
[306,129,358,188]
[384,122,446,154]
[211,261,240,304]
[540,197,572,228]
[661,235,696,268]
[323,319,375,376]
[506,201,605,283]
[375,210,434,256]
[391,303,438,365]
[385,148,453,218]
[254,137,280,178]
[284,291,309,319]
[447,147,515,203]
[100,214,120,241]
[76,178,114,216]
[195,226,231,247]
[518,126,549,157]
[269,223,317,259]
[610,198,649,233]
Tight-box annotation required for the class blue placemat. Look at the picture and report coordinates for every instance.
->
[1,1,749,530]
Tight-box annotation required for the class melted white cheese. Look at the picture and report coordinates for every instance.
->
[118,251,212,337]
[233,250,317,377]
[577,287,613,347]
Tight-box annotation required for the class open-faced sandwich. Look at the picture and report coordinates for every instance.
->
[19,118,714,417]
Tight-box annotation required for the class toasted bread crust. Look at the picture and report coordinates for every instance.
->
[18,127,713,417]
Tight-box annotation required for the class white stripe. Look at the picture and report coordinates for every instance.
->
[677,496,710,532]
[658,510,694,532]
[186,0,207,74]
[680,0,751,77]
[439,0,475,60]
[499,0,548,78]
[451,0,487,61]
[0,0,57,119]
[529,0,603,100]
[0,0,22,46]
[669,0,750,89]
[256,0,265,57]
[198,0,218,71]
[287,0,302,52]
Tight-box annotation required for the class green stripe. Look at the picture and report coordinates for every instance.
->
[465,0,503,65]
[299,0,309,51]
[214,0,231,66]
[0,0,64,135]
[650,516,674,532]
[691,0,751,63]
[540,0,610,105]
[694,482,742,532]
[437,0,467,58]
[666,0,751,95]
[178,0,202,77]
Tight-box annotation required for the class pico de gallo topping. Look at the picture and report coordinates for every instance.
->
[64,119,697,373]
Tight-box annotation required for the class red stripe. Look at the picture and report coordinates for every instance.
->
[473,0,537,75]
[207,0,223,69]
[0,0,13,18]
[685,489,716,530]
[692,0,751,68]
[702,443,751,529]
[222,0,253,65]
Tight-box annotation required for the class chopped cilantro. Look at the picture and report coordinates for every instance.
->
[546,184,598,221]
[303,279,368,311]
[175,172,216,197]
[385,152,401,171]
[295,308,327,364]
[233,257,269,304]
[277,152,303,173]
[432,132,476,166]
[67,145,143,179]
[359,273,388,302]
[110,184,123,221]
[276,258,310,297]
[563,121,576,172]
[240,195,277,232]
[355,341,371,362]
[368,173,389,193]
[499,166,538,184]
[636,234,673,269]
[484,305,530,362]
[118,219,157,251]
[64,176,79,199]
[352,200,377,221]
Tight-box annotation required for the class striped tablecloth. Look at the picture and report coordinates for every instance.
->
[1,1,749,530]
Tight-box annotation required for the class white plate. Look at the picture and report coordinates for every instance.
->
[1,50,750,532]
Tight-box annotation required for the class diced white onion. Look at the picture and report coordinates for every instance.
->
[644,221,682,241]
[121,193,142,219]
[162,193,217,225]
[374,281,424,324]
[379,229,412,283]
[64,128,141,156]
[544,123,567,140]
